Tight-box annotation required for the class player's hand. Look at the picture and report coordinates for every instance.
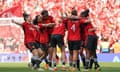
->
[11,19,15,23]
[48,23,56,27]
[34,25,40,31]
[34,25,39,28]
[64,45,67,48]
[70,15,80,19]
[11,19,22,26]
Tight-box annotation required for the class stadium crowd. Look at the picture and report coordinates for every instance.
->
[0,0,120,72]
[0,0,120,53]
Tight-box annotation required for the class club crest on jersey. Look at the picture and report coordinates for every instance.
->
[29,27,35,31]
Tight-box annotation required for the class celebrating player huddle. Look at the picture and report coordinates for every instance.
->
[12,9,101,72]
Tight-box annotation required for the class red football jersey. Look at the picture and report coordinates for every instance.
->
[22,22,36,44]
[42,16,55,34]
[37,23,49,43]
[85,23,96,37]
[80,24,86,41]
[52,22,65,36]
[79,18,89,41]
[35,29,40,42]
[66,19,81,41]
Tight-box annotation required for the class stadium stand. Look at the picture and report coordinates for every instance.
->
[0,0,120,53]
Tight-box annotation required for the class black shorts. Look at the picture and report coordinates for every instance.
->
[39,43,48,52]
[25,42,38,52]
[86,35,98,51]
[50,34,64,48]
[68,40,81,50]
[35,41,41,48]
[81,40,86,48]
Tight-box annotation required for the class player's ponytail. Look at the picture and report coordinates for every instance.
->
[80,9,89,17]
[33,15,40,25]
[71,9,78,16]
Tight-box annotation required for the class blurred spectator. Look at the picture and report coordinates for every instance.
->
[4,37,14,51]
[110,40,120,53]
[0,0,120,53]
[0,38,4,52]
[100,37,110,53]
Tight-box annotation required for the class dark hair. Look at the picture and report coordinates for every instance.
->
[33,15,39,25]
[41,10,48,17]
[80,9,89,17]
[71,9,77,16]
[23,13,30,21]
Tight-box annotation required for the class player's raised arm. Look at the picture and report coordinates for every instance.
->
[12,19,22,26]
[69,15,80,19]
[88,27,97,32]
[84,18,91,23]
[42,23,56,27]
[34,23,56,29]
[46,23,56,27]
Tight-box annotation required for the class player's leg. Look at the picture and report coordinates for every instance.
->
[89,56,94,69]
[77,41,85,71]
[39,43,48,59]
[77,41,86,71]
[60,47,67,71]
[31,41,48,71]
[43,46,49,70]
[77,47,85,71]
[69,50,73,68]
[72,41,81,71]
[33,42,46,71]
[87,35,100,72]
[30,49,40,69]
[80,48,86,68]
[88,36,96,69]
[46,35,53,70]
[84,36,93,72]
[92,36,101,71]
[50,35,57,71]
[56,54,59,64]
[68,41,73,69]
[76,44,82,71]
[92,51,101,71]
[57,35,67,71]
[84,49,90,70]
[80,41,86,68]
[26,42,40,70]
[47,47,53,68]
[76,54,80,71]
[89,51,100,72]
[52,47,58,71]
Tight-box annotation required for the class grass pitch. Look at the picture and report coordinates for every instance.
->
[0,62,120,72]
